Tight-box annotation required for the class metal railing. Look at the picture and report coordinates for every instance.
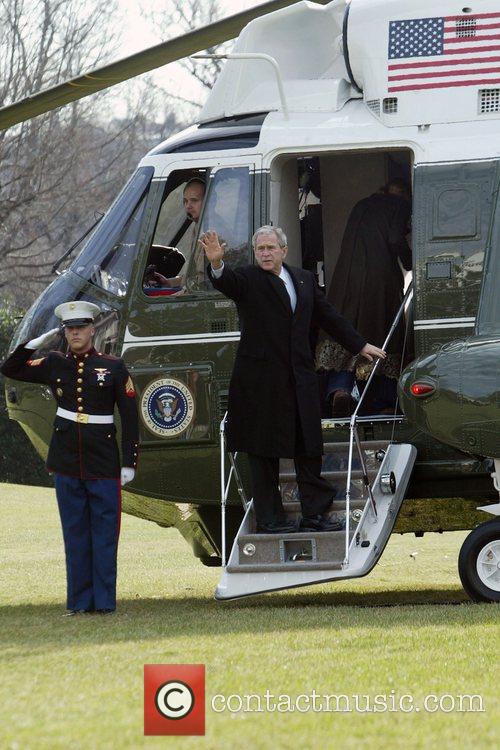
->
[343,284,413,566]
[218,283,413,570]
[219,413,249,567]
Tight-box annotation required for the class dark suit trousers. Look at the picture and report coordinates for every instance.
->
[247,454,336,525]
[54,474,121,611]
[247,412,336,525]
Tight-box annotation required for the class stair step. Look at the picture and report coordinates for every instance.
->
[279,469,378,482]
[240,530,351,542]
[282,500,365,514]
[227,560,344,573]
[237,529,355,566]
[218,442,417,600]
[323,441,389,453]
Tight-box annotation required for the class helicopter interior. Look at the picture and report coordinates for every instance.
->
[271,147,414,417]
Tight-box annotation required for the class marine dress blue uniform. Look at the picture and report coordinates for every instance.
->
[1,312,139,613]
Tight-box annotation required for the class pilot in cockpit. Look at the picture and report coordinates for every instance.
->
[143,177,206,296]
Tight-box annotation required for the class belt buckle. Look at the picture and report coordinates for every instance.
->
[76,412,89,424]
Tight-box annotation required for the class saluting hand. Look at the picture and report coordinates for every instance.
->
[26,327,61,351]
[359,343,386,362]
[198,230,226,269]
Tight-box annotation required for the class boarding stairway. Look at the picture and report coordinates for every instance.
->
[216,286,416,600]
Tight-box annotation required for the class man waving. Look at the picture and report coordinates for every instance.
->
[202,226,385,534]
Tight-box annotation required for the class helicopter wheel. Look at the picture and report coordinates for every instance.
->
[458,520,500,603]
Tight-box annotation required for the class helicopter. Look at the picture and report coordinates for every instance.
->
[1,0,499,602]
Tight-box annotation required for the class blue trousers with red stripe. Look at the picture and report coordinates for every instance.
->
[54,475,121,611]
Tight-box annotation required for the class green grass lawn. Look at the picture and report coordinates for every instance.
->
[1,483,498,750]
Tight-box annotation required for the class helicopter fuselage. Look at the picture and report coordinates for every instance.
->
[4,95,499,564]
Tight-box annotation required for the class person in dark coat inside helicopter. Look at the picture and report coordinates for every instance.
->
[316,180,412,417]
[203,225,385,534]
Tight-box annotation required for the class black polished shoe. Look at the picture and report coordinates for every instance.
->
[256,520,297,534]
[62,609,89,617]
[299,515,345,532]
[96,608,115,615]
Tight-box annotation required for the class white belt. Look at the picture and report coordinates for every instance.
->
[56,407,114,425]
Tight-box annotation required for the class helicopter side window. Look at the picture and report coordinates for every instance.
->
[143,166,251,296]
[143,171,208,296]
[192,166,251,289]
[72,166,154,297]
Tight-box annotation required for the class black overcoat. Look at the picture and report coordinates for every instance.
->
[328,193,411,354]
[209,263,365,458]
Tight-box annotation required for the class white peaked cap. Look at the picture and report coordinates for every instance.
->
[54,301,101,326]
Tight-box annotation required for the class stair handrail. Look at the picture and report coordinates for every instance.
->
[220,413,228,566]
[219,412,249,567]
[343,284,413,566]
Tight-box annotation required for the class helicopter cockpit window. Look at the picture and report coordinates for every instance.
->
[143,166,251,296]
[194,167,251,287]
[143,170,208,297]
[72,166,154,297]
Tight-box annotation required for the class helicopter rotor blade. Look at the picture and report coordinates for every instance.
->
[0,0,330,130]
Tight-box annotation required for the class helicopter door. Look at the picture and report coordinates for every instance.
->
[412,159,498,356]
[121,156,263,478]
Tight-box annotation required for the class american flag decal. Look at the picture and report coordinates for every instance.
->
[388,12,500,92]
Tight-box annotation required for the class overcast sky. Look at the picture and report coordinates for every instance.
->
[117,0,263,54]
[114,0,268,112]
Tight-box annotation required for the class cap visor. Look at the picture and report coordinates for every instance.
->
[62,318,93,326]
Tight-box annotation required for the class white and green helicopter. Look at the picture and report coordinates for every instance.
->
[2,0,499,601]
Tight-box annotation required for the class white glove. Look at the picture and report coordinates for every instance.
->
[26,327,61,350]
[121,467,135,486]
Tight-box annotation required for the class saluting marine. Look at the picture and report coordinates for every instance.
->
[0,301,139,616]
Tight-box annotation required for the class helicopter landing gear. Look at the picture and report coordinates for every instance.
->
[458,520,500,603]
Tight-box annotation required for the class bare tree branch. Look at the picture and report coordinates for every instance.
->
[0,0,182,306]
[142,0,230,110]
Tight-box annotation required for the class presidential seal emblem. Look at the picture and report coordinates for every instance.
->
[141,378,195,437]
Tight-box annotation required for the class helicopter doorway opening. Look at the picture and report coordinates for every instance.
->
[271,148,414,420]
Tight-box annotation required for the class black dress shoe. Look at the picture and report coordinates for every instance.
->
[96,608,115,615]
[256,520,297,534]
[299,515,345,532]
[62,609,89,617]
